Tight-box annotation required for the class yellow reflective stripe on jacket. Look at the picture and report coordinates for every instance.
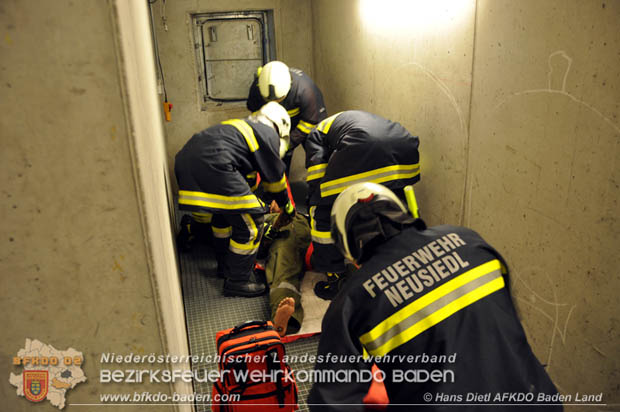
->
[316,112,342,134]
[212,226,232,238]
[287,107,300,117]
[229,239,260,255]
[262,174,287,193]
[306,163,328,182]
[296,120,315,134]
[191,211,213,223]
[179,190,262,210]
[222,119,259,152]
[320,163,420,198]
[359,260,504,357]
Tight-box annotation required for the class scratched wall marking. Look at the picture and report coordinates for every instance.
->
[512,266,577,379]
[395,61,470,224]
[494,50,620,135]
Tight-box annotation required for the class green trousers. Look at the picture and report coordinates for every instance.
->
[264,213,311,335]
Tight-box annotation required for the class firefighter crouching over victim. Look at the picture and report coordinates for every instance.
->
[174,102,296,298]
[305,111,420,300]
[247,60,327,171]
[308,182,562,411]
[258,201,311,337]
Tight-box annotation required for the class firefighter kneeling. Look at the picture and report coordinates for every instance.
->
[308,182,562,411]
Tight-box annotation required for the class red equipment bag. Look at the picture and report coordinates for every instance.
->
[211,320,298,412]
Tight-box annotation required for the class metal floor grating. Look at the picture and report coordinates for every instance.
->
[179,223,319,412]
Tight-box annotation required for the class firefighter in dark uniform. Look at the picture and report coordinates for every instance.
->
[247,60,327,171]
[305,111,420,299]
[175,102,295,297]
[308,182,562,411]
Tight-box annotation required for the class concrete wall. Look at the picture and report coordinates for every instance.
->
[150,0,314,186]
[467,0,619,401]
[2,0,617,408]
[312,0,619,405]
[0,1,181,410]
[312,0,476,225]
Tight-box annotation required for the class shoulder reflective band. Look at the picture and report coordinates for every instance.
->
[221,119,259,152]
[287,107,300,117]
[296,120,316,134]
[257,66,263,77]
[261,174,287,193]
[316,112,342,134]
[320,163,420,198]
[359,259,505,357]
[179,190,262,210]
[306,163,328,182]
[309,206,334,244]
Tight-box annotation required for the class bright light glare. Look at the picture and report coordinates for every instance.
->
[359,0,471,33]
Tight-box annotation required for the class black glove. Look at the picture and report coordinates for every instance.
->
[263,223,289,241]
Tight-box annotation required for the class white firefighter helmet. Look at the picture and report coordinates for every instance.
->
[331,182,415,264]
[258,61,292,102]
[257,101,291,158]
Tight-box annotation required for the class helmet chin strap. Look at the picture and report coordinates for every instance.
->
[279,138,289,158]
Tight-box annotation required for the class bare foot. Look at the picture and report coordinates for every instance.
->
[273,297,295,337]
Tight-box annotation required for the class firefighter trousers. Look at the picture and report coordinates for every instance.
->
[211,213,265,282]
[309,204,346,274]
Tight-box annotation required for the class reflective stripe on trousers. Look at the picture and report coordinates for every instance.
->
[309,204,345,273]
[212,213,265,280]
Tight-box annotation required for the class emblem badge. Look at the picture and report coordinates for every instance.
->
[23,370,48,402]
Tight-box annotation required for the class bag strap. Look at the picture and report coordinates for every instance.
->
[266,348,286,408]
[214,380,229,412]
[231,320,269,335]
[226,359,248,389]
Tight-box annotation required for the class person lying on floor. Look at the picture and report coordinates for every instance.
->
[259,201,311,337]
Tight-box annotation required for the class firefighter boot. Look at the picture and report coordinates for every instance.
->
[223,270,267,298]
[176,214,195,252]
[314,272,342,300]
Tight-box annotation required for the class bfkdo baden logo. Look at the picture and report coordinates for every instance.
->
[9,339,87,410]
[24,370,49,402]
